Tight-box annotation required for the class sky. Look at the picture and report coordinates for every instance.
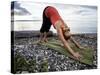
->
[12,1,97,33]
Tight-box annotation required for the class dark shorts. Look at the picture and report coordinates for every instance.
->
[40,7,52,33]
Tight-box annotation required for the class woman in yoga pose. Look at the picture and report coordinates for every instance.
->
[39,6,84,59]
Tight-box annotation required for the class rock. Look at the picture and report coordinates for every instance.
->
[12,33,97,73]
[21,71,29,74]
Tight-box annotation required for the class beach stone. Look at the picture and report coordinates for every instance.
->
[13,33,97,73]
[21,71,29,74]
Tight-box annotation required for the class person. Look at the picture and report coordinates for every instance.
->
[39,6,84,59]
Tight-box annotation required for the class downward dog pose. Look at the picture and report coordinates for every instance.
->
[39,6,84,59]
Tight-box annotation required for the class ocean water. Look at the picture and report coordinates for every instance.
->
[12,20,97,34]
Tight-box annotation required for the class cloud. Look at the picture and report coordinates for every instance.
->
[75,6,97,16]
[13,2,97,22]
[11,1,31,15]
[13,2,97,33]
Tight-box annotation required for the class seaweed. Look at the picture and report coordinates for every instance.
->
[14,51,37,73]
[42,39,93,65]
[14,52,49,73]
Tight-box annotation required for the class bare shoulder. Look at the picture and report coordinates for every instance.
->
[54,20,62,29]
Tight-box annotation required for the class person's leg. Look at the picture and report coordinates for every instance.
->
[40,18,46,42]
[39,7,51,43]
[42,32,48,42]
[45,17,52,42]
[42,18,51,42]
[40,22,47,42]
[39,32,44,42]
[39,7,47,42]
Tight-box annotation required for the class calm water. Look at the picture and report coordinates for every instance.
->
[12,21,97,34]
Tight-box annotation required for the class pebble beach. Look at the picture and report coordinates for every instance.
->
[11,31,97,73]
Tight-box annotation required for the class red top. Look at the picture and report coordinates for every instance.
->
[45,6,62,28]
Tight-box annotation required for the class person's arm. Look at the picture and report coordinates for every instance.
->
[56,28,81,59]
[57,28,74,54]
[54,20,81,59]
[70,37,84,49]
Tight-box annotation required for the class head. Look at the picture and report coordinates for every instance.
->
[62,27,71,40]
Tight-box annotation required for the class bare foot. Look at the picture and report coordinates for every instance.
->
[38,39,44,43]
[44,38,48,43]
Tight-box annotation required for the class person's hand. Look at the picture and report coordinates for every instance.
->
[79,46,85,50]
[60,43,64,47]
[72,52,82,60]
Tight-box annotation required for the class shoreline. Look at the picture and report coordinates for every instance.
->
[11,30,97,38]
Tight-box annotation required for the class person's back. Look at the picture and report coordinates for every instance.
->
[45,6,61,26]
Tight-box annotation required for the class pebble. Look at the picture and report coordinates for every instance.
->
[13,34,97,73]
